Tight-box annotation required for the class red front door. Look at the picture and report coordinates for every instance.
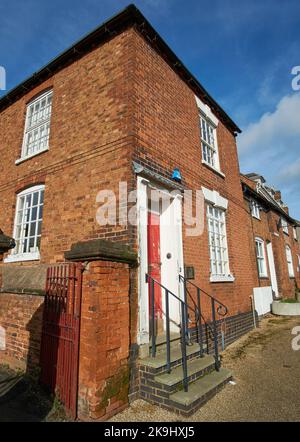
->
[147,211,162,319]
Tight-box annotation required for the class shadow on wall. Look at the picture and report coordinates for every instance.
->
[0,302,56,422]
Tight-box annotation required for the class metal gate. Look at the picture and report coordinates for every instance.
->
[40,262,83,419]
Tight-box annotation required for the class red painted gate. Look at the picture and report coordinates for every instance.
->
[40,262,83,419]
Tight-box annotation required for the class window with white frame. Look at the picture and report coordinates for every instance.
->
[20,90,53,160]
[255,238,268,277]
[8,185,44,261]
[285,245,294,277]
[281,217,289,235]
[293,226,298,240]
[297,254,300,272]
[207,205,230,277]
[251,200,260,219]
[200,115,219,170]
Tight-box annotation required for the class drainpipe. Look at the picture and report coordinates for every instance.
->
[249,295,257,328]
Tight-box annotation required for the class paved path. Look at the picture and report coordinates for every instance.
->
[110,315,300,422]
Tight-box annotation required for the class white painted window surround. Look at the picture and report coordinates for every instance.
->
[195,96,224,176]
[285,245,295,277]
[4,185,44,263]
[17,90,53,163]
[281,217,289,235]
[255,237,268,278]
[251,200,260,220]
[293,227,297,240]
[202,187,234,283]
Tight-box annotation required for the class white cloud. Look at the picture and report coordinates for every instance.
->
[279,159,300,181]
[238,93,300,153]
[238,93,300,219]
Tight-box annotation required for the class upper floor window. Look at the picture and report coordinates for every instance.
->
[281,217,289,235]
[195,95,222,175]
[20,90,53,161]
[285,245,294,277]
[293,226,298,240]
[4,185,45,262]
[251,200,260,220]
[200,115,219,170]
[255,237,268,278]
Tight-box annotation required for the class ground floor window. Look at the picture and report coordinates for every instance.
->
[9,185,44,261]
[285,245,294,277]
[207,205,229,277]
[255,238,268,277]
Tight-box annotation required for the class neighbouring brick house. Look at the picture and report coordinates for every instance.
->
[242,173,300,303]
[0,5,299,420]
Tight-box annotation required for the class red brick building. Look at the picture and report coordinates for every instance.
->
[0,5,299,419]
[242,173,300,304]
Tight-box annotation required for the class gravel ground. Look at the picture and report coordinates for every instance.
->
[109,315,300,422]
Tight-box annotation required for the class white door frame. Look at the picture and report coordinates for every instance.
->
[137,176,184,345]
[266,241,279,298]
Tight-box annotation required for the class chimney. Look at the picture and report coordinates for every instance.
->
[274,190,282,201]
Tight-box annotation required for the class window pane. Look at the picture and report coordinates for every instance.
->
[22,91,52,158]
[207,205,229,276]
[12,187,45,257]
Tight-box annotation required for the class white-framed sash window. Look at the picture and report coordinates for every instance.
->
[18,90,53,161]
[285,245,294,277]
[5,185,45,262]
[281,217,289,235]
[207,205,229,278]
[255,237,268,277]
[251,200,260,219]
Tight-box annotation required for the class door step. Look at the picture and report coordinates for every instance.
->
[140,365,232,416]
[154,355,215,392]
[168,368,232,415]
[140,342,202,373]
[139,342,232,416]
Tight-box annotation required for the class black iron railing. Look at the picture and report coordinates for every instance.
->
[146,273,197,392]
[179,275,228,371]
[145,273,228,391]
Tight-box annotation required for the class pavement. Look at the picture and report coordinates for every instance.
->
[109,315,300,422]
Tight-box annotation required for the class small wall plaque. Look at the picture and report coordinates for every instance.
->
[184,266,195,280]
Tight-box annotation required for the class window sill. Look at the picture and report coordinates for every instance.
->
[202,160,225,178]
[210,274,235,283]
[252,215,261,221]
[283,231,289,236]
[258,275,269,279]
[4,252,40,263]
[15,148,49,165]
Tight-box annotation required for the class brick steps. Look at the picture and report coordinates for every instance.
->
[140,342,201,372]
[154,355,215,391]
[139,344,232,415]
[169,368,232,414]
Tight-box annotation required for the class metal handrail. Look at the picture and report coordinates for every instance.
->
[179,275,228,316]
[179,275,228,371]
[145,273,196,392]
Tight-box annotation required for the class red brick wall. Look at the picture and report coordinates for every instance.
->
[0,30,136,266]
[241,177,300,298]
[0,293,44,371]
[129,29,255,317]
[78,260,130,421]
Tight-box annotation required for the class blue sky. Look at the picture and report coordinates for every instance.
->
[1,0,299,218]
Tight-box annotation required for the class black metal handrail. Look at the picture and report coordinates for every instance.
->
[179,275,228,371]
[145,273,197,392]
